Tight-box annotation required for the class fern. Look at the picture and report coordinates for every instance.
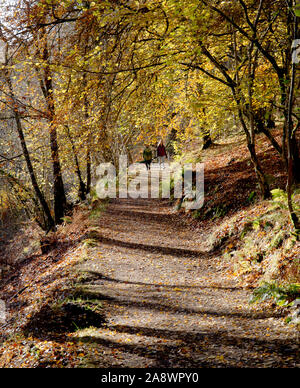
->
[250,282,300,306]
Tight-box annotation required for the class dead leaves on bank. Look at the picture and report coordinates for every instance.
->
[0,205,100,368]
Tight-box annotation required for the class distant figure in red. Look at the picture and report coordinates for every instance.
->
[157,140,167,169]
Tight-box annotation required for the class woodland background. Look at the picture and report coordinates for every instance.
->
[0,0,299,229]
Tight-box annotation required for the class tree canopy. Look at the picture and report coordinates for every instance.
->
[0,0,299,229]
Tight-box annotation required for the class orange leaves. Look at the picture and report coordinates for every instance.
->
[0,336,88,368]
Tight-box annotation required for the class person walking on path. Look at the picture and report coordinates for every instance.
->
[143,145,153,170]
[157,140,167,169]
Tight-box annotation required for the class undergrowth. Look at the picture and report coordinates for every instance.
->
[207,189,300,290]
[0,199,107,368]
[250,282,300,307]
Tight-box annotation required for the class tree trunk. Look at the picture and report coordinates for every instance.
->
[65,125,86,201]
[86,146,91,195]
[286,6,300,231]
[232,90,271,199]
[259,125,282,155]
[83,84,92,196]
[231,31,271,200]
[202,133,213,150]
[291,132,300,183]
[239,112,271,199]
[41,37,67,224]
[247,142,271,199]
[49,124,67,224]
[4,61,55,231]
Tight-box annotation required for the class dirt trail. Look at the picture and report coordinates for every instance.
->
[76,197,299,368]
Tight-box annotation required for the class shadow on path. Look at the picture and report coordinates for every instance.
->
[74,323,298,368]
[78,273,283,320]
[91,234,208,258]
[84,271,243,291]
[105,208,186,226]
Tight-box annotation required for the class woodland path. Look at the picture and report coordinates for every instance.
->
[76,172,299,368]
